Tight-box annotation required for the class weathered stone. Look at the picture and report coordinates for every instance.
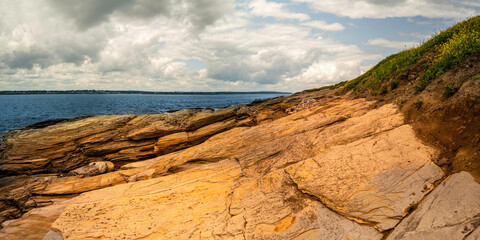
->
[125,109,199,140]
[0,198,73,240]
[125,119,180,141]
[104,144,156,162]
[0,175,59,224]
[1,94,468,239]
[286,125,443,231]
[35,169,139,195]
[143,99,373,177]
[154,118,250,155]
[115,102,442,233]
[387,172,480,239]
[43,230,63,240]
[0,115,134,175]
[82,139,156,157]
[67,161,114,176]
[49,160,382,240]
[183,106,239,130]
[127,169,156,182]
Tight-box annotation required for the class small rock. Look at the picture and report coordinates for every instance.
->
[68,161,114,177]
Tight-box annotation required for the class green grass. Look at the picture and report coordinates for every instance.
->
[405,201,419,213]
[415,99,424,109]
[304,81,346,92]
[444,84,459,97]
[390,80,400,89]
[343,16,480,93]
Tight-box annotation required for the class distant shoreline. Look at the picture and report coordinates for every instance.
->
[0,90,291,95]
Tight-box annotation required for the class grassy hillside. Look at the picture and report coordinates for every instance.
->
[308,16,480,95]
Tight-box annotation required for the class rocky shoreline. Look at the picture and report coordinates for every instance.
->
[1,89,479,239]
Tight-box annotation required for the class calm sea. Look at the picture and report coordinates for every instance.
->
[0,93,288,134]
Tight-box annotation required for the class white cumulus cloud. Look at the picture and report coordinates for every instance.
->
[249,0,310,21]
[293,0,477,19]
[301,21,345,31]
[366,38,418,49]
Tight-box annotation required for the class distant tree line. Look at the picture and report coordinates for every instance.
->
[0,90,291,95]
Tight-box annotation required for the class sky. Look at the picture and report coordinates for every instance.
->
[0,0,479,92]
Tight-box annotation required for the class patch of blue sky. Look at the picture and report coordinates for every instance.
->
[176,59,206,71]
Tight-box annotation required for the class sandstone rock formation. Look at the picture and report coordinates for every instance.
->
[0,92,479,240]
[48,159,382,240]
[387,171,480,239]
[0,198,73,240]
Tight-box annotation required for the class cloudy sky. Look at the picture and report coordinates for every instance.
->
[0,0,478,92]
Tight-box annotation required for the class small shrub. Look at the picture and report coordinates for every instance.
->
[405,201,419,213]
[415,99,423,109]
[444,84,459,97]
[473,76,480,81]
[390,80,400,89]
[380,86,388,95]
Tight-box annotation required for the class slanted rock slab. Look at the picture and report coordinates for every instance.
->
[387,171,480,240]
[286,124,444,231]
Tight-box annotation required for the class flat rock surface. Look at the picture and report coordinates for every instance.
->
[387,171,480,240]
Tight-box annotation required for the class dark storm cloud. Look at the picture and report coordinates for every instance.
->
[0,27,107,69]
[2,48,53,69]
[48,0,132,30]
[48,0,233,31]
[186,0,235,31]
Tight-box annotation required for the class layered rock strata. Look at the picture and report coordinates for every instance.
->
[0,94,478,239]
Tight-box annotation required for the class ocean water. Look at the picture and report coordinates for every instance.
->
[0,93,288,134]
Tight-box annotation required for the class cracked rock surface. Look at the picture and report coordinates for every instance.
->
[1,94,478,239]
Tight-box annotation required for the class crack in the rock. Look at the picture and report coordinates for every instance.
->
[283,169,379,230]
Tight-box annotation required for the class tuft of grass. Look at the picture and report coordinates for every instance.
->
[380,86,388,95]
[474,76,480,81]
[390,80,400,89]
[343,16,480,93]
[405,201,419,213]
[444,84,459,97]
[415,99,424,109]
